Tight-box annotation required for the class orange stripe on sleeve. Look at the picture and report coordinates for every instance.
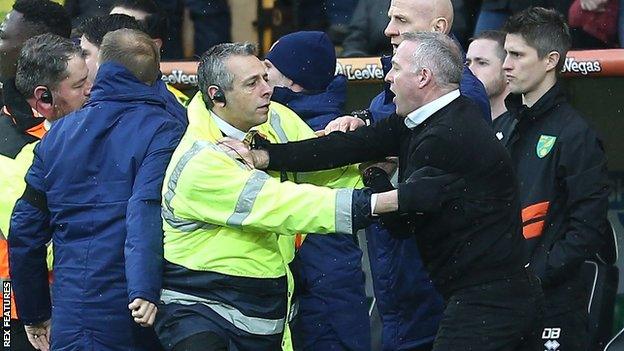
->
[523,220,545,239]
[521,201,550,223]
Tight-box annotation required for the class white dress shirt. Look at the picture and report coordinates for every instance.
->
[404,89,460,129]
[212,112,247,141]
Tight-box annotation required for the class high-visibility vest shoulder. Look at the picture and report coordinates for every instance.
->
[166,84,190,107]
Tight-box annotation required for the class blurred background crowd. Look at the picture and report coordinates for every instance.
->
[1,0,620,60]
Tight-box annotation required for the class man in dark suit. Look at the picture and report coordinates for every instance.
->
[220,31,543,351]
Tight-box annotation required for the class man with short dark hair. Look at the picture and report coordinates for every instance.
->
[466,30,510,121]
[15,34,91,122]
[0,2,72,349]
[500,7,610,350]
[9,28,185,351]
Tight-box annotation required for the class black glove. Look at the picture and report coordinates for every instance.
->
[398,166,466,214]
[362,166,394,192]
[362,167,412,238]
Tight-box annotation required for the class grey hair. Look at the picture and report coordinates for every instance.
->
[15,33,84,98]
[401,31,463,89]
[197,42,257,97]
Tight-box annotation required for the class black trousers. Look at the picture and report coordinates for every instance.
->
[433,270,544,351]
[538,300,588,351]
[173,332,227,351]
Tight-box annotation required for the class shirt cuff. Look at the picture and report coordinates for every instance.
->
[371,193,379,216]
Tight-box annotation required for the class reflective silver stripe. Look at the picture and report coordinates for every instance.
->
[160,289,285,335]
[288,298,299,322]
[162,141,217,232]
[226,171,270,228]
[269,110,289,143]
[269,110,300,182]
[334,188,353,234]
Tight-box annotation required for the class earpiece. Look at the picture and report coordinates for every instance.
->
[40,88,53,104]
[212,87,227,106]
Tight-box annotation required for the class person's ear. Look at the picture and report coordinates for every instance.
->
[33,86,55,117]
[208,85,227,107]
[152,38,163,50]
[431,17,450,34]
[545,51,561,73]
[418,68,433,88]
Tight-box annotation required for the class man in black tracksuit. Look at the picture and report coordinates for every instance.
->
[220,31,543,351]
[497,8,610,350]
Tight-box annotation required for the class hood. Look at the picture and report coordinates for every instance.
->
[88,62,167,107]
[270,74,347,122]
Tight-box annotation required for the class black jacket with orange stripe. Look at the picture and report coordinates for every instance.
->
[495,82,610,307]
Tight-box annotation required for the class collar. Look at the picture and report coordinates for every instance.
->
[1,78,46,133]
[211,111,247,141]
[405,89,460,129]
[2,104,48,139]
[505,82,566,123]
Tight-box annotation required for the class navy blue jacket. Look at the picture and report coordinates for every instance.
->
[365,53,490,350]
[271,75,371,351]
[9,63,185,350]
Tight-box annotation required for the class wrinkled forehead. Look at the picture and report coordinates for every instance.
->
[227,55,265,83]
[389,0,433,18]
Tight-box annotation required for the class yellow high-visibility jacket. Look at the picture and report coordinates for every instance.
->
[160,92,361,339]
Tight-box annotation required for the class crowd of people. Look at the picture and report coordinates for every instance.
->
[342,0,622,57]
[0,0,613,351]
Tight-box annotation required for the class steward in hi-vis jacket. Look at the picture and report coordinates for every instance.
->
[0,79,48,349]
[155,92,373,351]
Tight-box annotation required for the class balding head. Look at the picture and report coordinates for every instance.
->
[384,0,454,52]
[98,28,160,85]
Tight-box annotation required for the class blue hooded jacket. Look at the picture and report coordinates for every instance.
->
[271,75,371,351]
[9,63,185,350]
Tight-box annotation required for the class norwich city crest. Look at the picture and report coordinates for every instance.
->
[536,135,557,158]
